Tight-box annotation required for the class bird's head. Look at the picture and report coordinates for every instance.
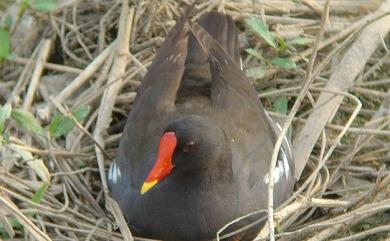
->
[141,115,231,194]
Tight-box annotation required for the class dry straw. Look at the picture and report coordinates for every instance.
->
[0,0,390,240]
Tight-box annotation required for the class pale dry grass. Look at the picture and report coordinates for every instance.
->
[0,0,390,240]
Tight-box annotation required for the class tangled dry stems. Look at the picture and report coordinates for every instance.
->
[0,0,390,240]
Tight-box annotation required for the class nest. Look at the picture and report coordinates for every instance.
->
[0,0,390,240]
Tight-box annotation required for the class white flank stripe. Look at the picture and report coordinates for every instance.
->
[108,161,121,184]
[263,147,290,184]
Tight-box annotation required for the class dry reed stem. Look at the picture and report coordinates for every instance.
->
[293,0,390,179]
[93,0,135,239]
[0,194,52,241]
[6,42,40,105]
[266,1,331,240]
[290,7,390,63]
[1,0,390,240]
[331,225,390,241]
[38,42,114,120]
[6,56,83,74]
[21,39,52,110]
[94,0,133,198]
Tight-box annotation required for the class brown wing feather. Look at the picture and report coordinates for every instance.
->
[135,4,195,107]
[190,22,261,110]
[176,11,240,102]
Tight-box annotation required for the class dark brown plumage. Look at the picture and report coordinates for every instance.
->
[109,6,294,241]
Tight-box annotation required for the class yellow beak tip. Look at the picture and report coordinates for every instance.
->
[140,180,158,195]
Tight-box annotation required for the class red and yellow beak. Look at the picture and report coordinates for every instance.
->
[141,132,177,194]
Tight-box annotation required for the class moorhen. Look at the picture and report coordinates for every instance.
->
[109,6,294,241]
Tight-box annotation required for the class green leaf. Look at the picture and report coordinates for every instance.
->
[246,65,267,80]
[276,37,287,52]
[31,183,48,205]
[270,57,296,69]
[7,218,22,229]
[19,0,30,13]
[0,28,11,60]
[0,104,12,133]
[48,114,62,137]
[24,183,48,218]
[49,106,90,138]
[0,217,22,237]
[72,105,90,120]
[28,0,57,12]
[287,37,314,46]
[245,48,263,60]
[272,96,288,115]
[245,18,276,48]
[11,109,44,135]
[5,16,13,29]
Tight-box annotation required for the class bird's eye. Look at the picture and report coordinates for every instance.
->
[183,141,194,153]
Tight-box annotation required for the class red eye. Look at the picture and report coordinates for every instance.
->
[183,141,194,153]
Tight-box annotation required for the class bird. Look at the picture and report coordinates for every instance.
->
[108,5,294,241]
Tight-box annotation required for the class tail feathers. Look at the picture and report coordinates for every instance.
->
[186,11,240,66]
[176,11,240,101]
[197,11,240,62]
[144,7,242,103]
